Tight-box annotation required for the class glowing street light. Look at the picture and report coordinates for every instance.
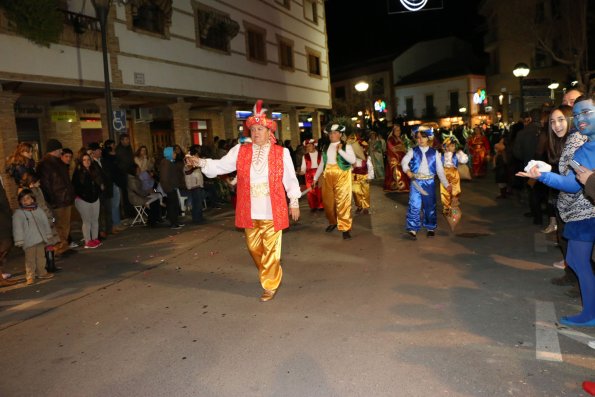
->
[354,81,369,92]
[512,62,530,113]
[548,82,559,100]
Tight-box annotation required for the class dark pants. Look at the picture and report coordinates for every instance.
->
[188,188,205,222]
[147,200,161,226]
[99,196,112,234]
[165,190,180,226]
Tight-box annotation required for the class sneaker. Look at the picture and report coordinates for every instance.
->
[553,260,566,270]
[68,241,79,249]
[84,240,99,249]
[542,224,557,234]
[91,239,103,248]
[37,273,54,280]
[2,273,12,280]
[170,224,183,230]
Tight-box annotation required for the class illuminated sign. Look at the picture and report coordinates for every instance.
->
[473,89,487,105]
[388,0,443,13]
[236,111,281,120]
[374,100,387,113]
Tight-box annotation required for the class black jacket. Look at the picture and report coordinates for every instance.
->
[72,165,102,203]
[37,155,75,209]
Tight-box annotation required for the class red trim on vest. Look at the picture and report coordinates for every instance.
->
[236,144,289,231]
[304,151,322,170]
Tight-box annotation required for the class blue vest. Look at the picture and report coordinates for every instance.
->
[410,147,437,175]
[442,152,458,168]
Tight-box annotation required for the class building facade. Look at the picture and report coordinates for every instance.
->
[0,0,330,202]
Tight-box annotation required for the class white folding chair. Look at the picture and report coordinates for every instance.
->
[132,205,148,226]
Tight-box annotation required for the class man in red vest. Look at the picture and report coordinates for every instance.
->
[190,100,301,302]
[299,139,323,211]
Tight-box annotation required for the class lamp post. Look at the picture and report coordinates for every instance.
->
[354,81,369,128]
[92,0,115,141]
[548,82,559,100]
[512,62,530,114]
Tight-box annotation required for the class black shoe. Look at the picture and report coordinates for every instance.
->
[325,224,337,232]
[46,266,63,273]
[427,230,435,237]
[408,230,417,240]
[342,231,352,240]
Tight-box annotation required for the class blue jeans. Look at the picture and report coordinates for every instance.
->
[111,184,121,226]
[188,188,205,222]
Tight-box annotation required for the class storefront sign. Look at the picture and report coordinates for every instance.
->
[51,109,77,122]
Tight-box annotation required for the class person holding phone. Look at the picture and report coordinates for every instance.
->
[517,94,595,327]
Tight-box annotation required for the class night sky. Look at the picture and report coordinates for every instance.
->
[324,0,485,72]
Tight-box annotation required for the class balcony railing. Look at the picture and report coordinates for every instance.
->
[60,9,100,34]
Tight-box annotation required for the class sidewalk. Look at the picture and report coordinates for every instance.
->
[0,205,236,296]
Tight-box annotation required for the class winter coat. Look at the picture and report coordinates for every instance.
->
[72,165,102,203]
[159,159,181,193]
[0,176,13,242]
[127,174,151,207]
[12,207,53,249]
[37,155,75,209]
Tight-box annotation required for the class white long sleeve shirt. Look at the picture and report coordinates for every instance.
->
[201,143,301,220]
[300,151,320,174]
[313,142,356,182]
[401,146,449,188]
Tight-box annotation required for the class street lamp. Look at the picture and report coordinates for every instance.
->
[354,81,369,128]
[92,0,115,141]
[512,62,530,114]
[548,82,559,100]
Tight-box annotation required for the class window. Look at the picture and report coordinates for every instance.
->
[306,47,321,77]
[275,0,290,9]
[133,2,166,34]
[277,35,294,70]
[449,92,459,115]
[304,0,318,24]
[195,5,239,53]
[405,97,414,117]
[244,23,267,63]
[334,86,346,100]
[425,95,434,117]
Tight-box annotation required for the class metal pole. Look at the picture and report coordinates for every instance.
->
[96,4,115,141]
[519,76,525,114]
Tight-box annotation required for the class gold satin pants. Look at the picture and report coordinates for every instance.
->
[352,174,370,209]
[322,164,352,231]
[440,167,461,213]
[244,220,283,291]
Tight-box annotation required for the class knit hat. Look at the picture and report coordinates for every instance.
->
[46,139,63,153]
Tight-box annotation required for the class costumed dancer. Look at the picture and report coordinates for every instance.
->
[467,126,491,177]
[384,124,410,192]
[517,94,595,326]
[351,137,372,214]
[313,122,357,240]
[368,131,385,179]
[402,126,451,240]
[189,100,301,302]
[440,133,468,215]
[299,139,323,211]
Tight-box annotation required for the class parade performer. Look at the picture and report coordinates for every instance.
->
[190,100,301,302]
[351,138,373,214]
[368,131,385,179]
[384,124,410,192]
[313,122,356,240]
[517,94,595,326]
[440,133,469,215]
[402,126,451,239]
[299,139,323,211]
[467,126,491,177]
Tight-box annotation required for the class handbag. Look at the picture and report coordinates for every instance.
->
[457,164,472,181]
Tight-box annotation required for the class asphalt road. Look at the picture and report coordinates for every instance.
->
[1,176,594,397]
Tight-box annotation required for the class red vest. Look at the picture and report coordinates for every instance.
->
[304,151,322,171]
[236,144,289,231]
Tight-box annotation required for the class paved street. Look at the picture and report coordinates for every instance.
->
[1,176,594,397]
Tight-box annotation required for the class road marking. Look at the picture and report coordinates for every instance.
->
[5,288,76,313]
[558,327,595,347]
[535,300,563,362]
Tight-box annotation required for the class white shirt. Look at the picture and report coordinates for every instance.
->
[300,151,320,174]
[401,146,449,188]
[443,150,469,168]
[313,142,357,182]
[201,143,301,220]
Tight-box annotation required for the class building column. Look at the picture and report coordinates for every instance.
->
[0,91,21,208]
[311,110,322,140]
[288,107,300,143]
[222,103,237,140]
[169,99,193,149]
